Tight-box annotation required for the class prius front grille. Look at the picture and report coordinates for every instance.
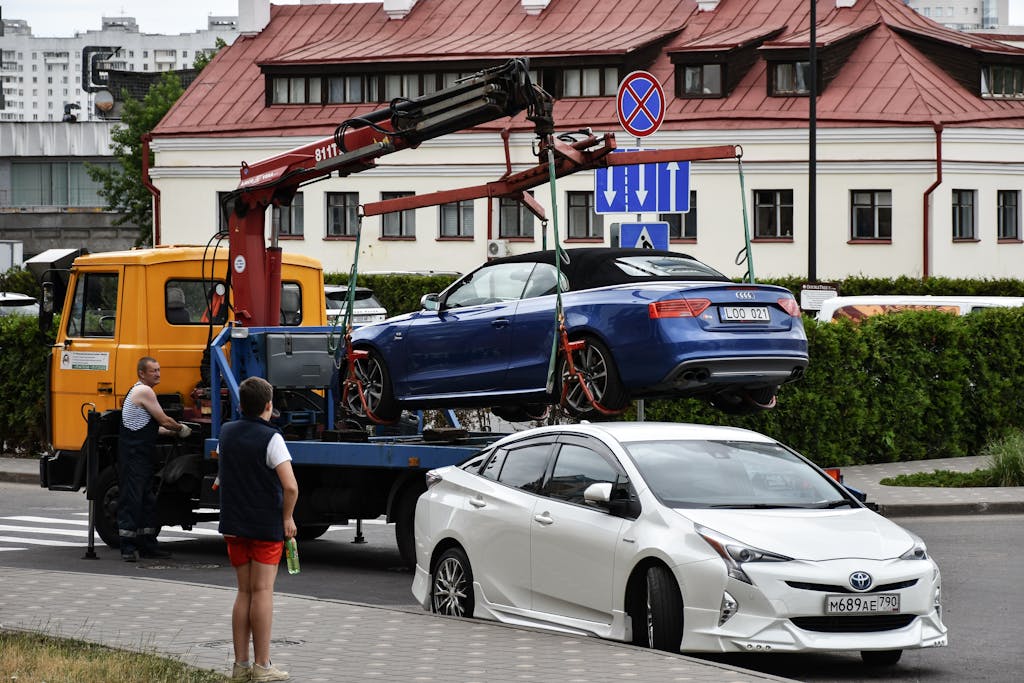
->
[791,614,917,633]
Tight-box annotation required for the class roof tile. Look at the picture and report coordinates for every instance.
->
[155,0,1024,139]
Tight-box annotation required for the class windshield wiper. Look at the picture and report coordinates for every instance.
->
[708,503,812,509]
[821,499,859,509]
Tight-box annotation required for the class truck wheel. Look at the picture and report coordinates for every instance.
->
[394,485,423,569]
[93,466,121,549]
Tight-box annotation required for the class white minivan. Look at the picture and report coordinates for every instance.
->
[816,295,1024,323]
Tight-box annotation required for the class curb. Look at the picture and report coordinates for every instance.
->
[877,501,1024,517]
[0,471,39,486]
[5,468,1023,517]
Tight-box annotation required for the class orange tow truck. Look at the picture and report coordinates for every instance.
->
[34,59,738,564]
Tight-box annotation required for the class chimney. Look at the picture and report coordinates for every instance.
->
[383,0,418,20]
[836,0,856,7]
[521,0,551,14]
[696,0,720,11]
[239,0,271,34]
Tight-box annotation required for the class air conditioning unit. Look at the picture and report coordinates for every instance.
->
[486,239,510,259]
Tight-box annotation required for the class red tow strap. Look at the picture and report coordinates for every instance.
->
[556,324,625,417]
[340,336,395,425]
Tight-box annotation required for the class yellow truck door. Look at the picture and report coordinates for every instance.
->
[50,268,123,452]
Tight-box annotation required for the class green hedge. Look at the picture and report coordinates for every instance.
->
[7,270,1024,464]
[324,272,459,316]
[0,314,53,453]
[759,274,1024,298]
[642,307,1024,467]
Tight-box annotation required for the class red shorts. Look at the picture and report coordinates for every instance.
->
[224,535,284,567]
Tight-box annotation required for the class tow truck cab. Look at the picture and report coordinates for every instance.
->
[39,245,326,489]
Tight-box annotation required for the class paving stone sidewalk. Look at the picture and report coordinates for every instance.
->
[0,567,791,683]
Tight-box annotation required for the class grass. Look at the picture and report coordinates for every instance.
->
[0,629,227,683]
[880,429,1024,488]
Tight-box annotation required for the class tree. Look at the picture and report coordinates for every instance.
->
[192,37,227,71]
[86,38,227,247]
[87,71,184,246]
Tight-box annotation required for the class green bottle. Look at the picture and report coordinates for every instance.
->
[285,538,300,575]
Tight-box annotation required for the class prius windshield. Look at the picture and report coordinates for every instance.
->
[623,440,852,509]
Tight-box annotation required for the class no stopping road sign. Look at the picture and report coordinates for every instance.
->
[617,71,665,138]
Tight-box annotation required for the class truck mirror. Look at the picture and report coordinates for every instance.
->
[38,281,56,333]
[41,281,55,313]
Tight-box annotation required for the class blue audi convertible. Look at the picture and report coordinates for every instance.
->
[345,248,807,421]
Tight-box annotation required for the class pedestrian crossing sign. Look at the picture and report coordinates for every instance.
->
[620,222,670,250]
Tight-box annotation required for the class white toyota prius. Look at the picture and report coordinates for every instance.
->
[412,422,948,665]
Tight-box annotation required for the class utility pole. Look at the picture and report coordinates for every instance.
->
[808,0,818,282]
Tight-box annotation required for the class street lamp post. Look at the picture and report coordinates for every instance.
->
[808,0,818,283]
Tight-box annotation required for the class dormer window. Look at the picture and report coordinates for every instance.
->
[561,67,618,97]
[682,64,723,97]
[770,61,811,96]
[772,61,810,95]
[981,65,1024,99]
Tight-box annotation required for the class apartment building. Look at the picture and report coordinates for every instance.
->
[0,14,238,123]
[905,0,1009,30]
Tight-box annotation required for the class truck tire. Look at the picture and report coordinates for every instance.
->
[394,486,423,569]
[93,466,121,549]
[92,466,162,550]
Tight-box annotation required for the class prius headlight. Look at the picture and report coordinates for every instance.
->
[899,542,928,560]
[897,531,929,560]
[696,524,792,585]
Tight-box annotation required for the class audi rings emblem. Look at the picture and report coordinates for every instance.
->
[849,571,873,591]
[735,291,755,300]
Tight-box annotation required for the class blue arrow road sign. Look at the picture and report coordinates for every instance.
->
[657,161,690,213]
[595,151,690,214]
[620,222,670,250]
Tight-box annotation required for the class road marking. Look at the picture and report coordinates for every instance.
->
[5,516,90,525]
[0,524,91,537]
[0,535,82,547]
[0,515,389,553]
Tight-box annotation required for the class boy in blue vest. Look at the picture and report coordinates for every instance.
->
[218,376,298,682]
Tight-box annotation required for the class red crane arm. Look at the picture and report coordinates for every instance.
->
[225,59,552,327]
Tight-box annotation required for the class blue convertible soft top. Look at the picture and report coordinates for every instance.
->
[486,247,729,290]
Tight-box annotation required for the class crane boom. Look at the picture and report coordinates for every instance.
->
[225,59,553,327]
[221,57,739,327]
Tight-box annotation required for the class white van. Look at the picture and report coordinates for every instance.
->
[816,295,1024,323]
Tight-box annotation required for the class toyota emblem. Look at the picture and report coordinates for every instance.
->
[735,291,755,300]
[849,571,873,591]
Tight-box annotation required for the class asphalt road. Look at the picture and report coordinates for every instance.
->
[2,482,1021,682]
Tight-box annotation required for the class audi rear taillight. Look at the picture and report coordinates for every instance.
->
[778,298,801,317]
[649,298,711,318]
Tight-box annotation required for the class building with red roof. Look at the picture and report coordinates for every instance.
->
[151,0,1024,280]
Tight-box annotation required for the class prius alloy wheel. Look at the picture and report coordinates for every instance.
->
[431,547,475,617]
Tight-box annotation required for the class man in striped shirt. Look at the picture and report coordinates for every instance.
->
[118,356,191,562]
